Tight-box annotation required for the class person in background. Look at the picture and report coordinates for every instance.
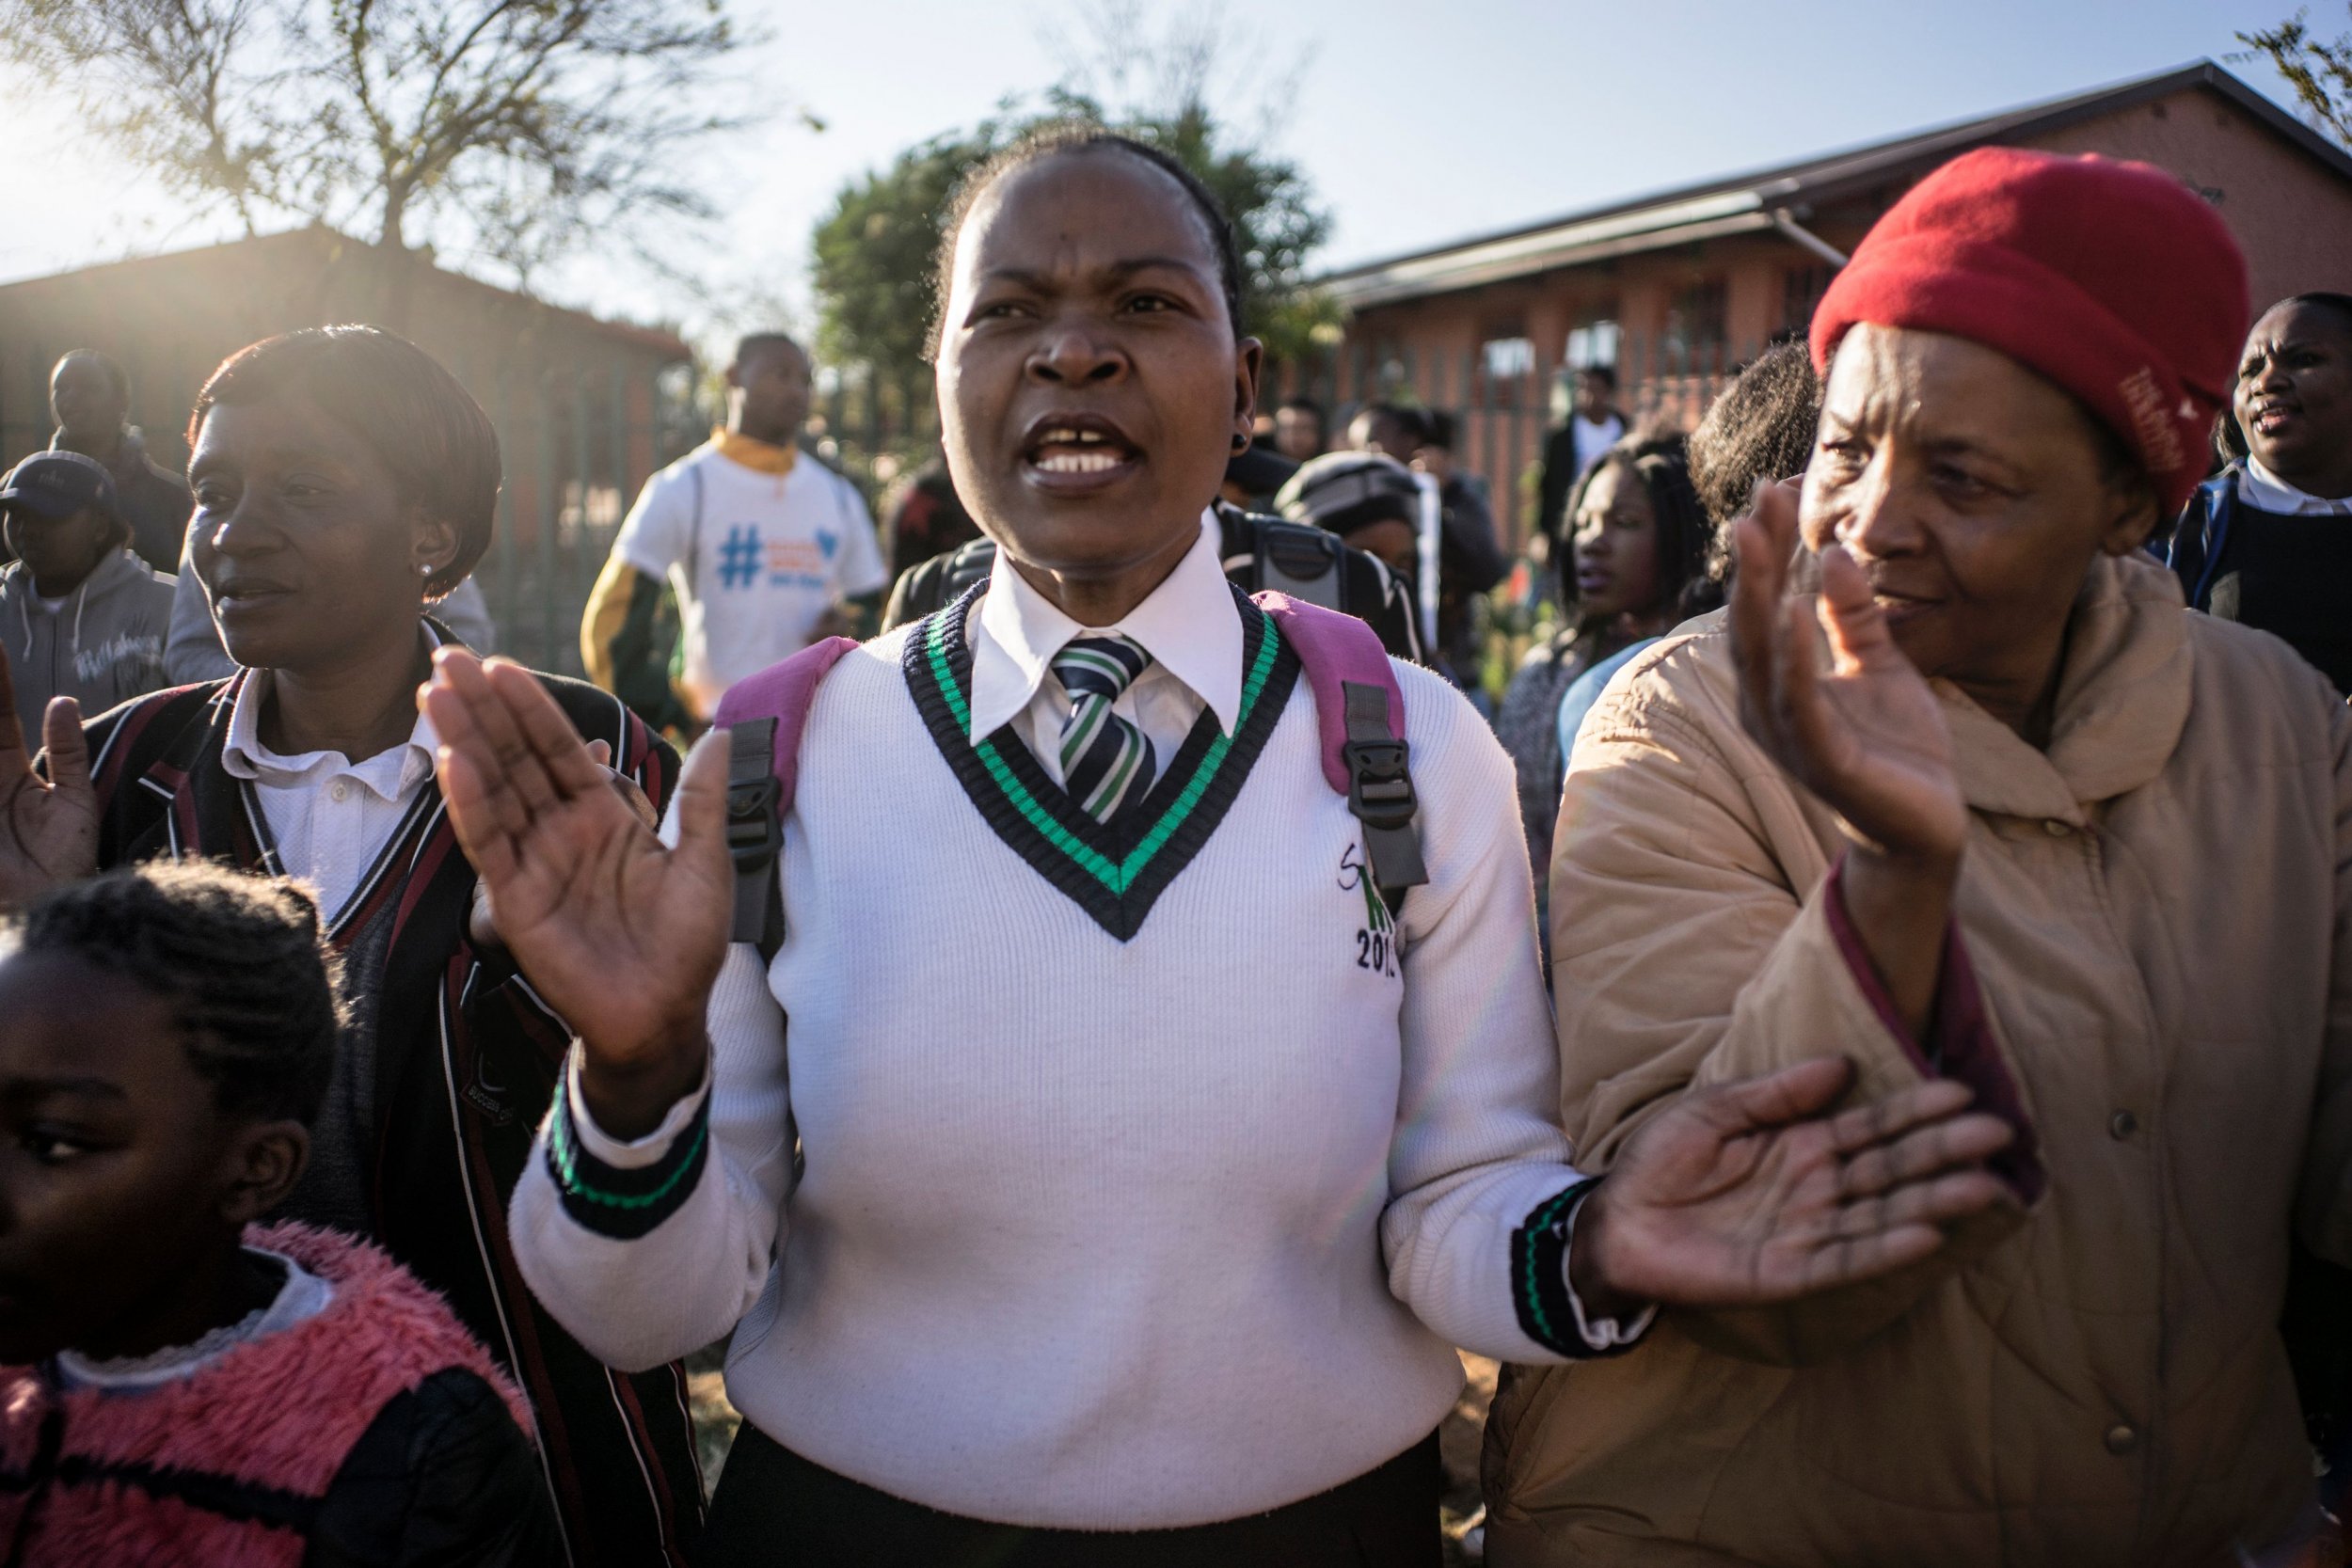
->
[0,862,558,1566]
[1536,366,1626,550]
[435,124,2012,1567]
[1350,403,1507,689]
[1686,339,1823,608]
[1486,148,2352,1568]
[0,325,701,1565]
[1492,436,1707,898]
[1274,394,1327,463]
[1218,439,1298,512]
[2169,292,2352,693]
[882,451,982,581]
[0,451,172,740]
[44,350,189,575]
[1277,449,1424,577]
[581,331,888,732]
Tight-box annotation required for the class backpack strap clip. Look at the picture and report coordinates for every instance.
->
[724,717,786,952]
[1339,680,1427,911]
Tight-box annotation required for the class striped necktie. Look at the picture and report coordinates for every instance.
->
[1052,635,1157,824]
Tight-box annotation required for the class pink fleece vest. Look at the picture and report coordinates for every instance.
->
[0,1222,532,1567]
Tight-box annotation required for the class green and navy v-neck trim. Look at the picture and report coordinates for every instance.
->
[904,582,1299,942]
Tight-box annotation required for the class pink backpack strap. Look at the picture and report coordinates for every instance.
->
[1251,592,1429,909]
[710,636,858,950]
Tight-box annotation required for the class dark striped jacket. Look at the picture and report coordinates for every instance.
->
[72,661,702,1568]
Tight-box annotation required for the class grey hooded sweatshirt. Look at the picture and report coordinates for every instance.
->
[3,548,174,736]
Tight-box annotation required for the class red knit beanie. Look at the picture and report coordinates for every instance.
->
[1810,147,2249,514]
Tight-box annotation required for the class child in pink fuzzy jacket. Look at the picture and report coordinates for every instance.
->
[0,862,558,1567]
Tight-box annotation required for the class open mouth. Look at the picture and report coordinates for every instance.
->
[2250,402,2298,435]
[1020,412,1143,490]
[212,579,295,612]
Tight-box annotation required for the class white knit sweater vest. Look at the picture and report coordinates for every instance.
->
[513,608,1584,1529]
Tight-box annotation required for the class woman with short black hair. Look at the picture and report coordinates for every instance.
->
[0,325,701,1566]
[424,127,2010,1565]
[2169,291,2352,692]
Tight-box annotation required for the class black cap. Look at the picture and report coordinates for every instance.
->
[1273,451,1420,537]
[0,451,116,521]
[1225,442,1299,499]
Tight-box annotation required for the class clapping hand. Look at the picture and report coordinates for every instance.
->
[0,645,97,909]
[1730,481,1968,1035]
[1572,1057,2013,1316]
[424,651,732,1138]
[1729,480,1966,868]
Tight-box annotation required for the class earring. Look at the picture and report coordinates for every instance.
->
[419,562,435,577]
[1232,433,1248,452]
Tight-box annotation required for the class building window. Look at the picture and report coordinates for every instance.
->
[1662,279,1728,368]
[1482,334,1535,380]
[1565,315,1620,371]
[1784,264,1837,336]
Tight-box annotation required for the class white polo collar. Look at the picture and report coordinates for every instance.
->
[2237,456,2352,516]
[966,510,1240,746]
[221,622,444,790]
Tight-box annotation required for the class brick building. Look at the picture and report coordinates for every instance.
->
[1299,61,2352,550]
[0,227,696,672]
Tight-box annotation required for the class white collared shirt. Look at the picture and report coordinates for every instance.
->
[964,511,1240,788]
[2237,456,2352,516]
[221,656,440,923]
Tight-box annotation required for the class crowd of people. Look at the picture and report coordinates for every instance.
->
[0,125,2348,1568]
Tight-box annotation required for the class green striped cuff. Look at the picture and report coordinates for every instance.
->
[546,1078,711,1241]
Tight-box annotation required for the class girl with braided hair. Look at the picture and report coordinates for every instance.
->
[0,862,556,1565]
[1494,434,1708,901]
[0,326,699,1565]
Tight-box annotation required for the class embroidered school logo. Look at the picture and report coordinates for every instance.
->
[1338,843,1399,979]
[719,524,763,590]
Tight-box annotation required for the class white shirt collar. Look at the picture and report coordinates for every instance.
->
[221,625,443,793]
[967,511,1240,745]
[2237,456,2352,516]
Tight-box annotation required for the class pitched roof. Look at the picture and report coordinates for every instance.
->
[0,226,691,361]
[1327,60,2346,309]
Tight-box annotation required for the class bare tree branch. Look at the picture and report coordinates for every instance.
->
[0,0,772,288]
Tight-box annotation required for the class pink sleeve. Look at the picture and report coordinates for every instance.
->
[1821,854,2044,1202]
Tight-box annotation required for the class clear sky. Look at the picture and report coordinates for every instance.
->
[0,0,2319,350]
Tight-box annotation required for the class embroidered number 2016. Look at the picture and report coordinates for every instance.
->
[1340,843,1400,979]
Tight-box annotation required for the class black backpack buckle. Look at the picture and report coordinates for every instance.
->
[724,773,782,871]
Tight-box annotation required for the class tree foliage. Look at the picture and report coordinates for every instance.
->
[2241,7,2352,147]
[0,0,762,287]
[810,2,1334,403]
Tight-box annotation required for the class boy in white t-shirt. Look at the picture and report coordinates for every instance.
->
[583,332,888,725]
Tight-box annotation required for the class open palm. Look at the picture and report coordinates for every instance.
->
[425,652,731,1095]
[1730,483,1966,864]
[1584,1057,2013,1308]
[0,646,98,909]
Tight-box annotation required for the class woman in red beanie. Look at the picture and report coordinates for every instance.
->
[1484,147,2352,1568]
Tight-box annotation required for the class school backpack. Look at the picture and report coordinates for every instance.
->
[713,592,1427,958]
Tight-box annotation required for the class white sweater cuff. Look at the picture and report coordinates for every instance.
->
[563,1042,714,1168]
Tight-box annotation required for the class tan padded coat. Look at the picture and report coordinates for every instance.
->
[1483,553,2352,1568]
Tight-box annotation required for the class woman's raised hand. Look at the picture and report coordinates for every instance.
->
[1729,481,1966,869]
[0,646,98,909]
[424,650,731,1137]
[1572,1057,2015,1313]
